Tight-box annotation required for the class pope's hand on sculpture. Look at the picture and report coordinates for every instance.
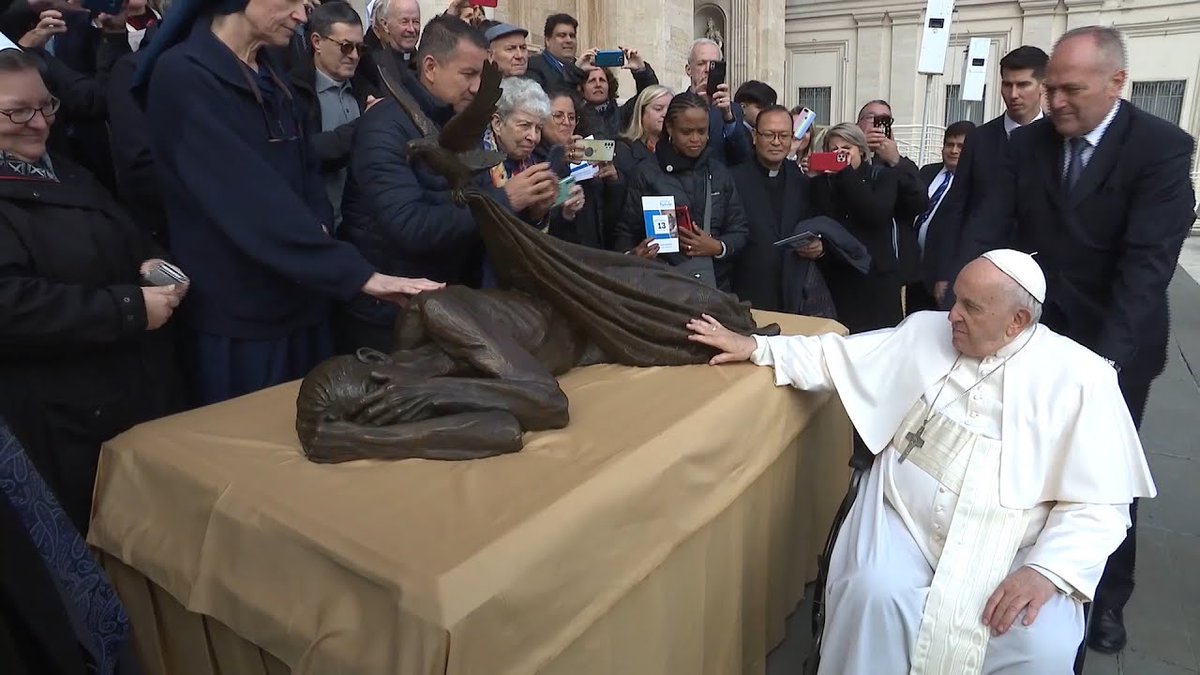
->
[296,60,779,463]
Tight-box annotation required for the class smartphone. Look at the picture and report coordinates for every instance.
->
[873,115,894,139]
[554,176,576,207]
[83,0,124,14]
[793,107,817,140]
[809,151,850,173]
[676,206,694,233]
[142,261,190,287]
[705,60,727,99]
[578,139,615,162]
[593,50,625,68]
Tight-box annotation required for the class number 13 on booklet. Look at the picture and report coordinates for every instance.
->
[642,196,681,254]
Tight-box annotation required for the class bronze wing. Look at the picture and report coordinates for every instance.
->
[439,60,502,153]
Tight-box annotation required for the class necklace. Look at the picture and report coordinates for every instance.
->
[898,326,1039,463]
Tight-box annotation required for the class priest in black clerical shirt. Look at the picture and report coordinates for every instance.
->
[730,105,816,311]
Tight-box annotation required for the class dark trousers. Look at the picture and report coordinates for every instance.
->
[1093,343,1162,612]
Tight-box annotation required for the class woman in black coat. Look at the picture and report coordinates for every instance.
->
[809,122,919,333]
[613,84,672,187]
[0,50,184,532]
[576,47,658,139]
[614,92,749,292]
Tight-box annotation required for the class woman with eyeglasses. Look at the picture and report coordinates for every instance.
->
[0,49,185,536]
[540,88,624,250]
[131,0,443,406]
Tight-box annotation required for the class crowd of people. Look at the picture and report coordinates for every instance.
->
[0,0,1195,672]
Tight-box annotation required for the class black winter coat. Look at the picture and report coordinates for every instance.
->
[729,160,813,311]
[0,155,183,532]
[289,57,365,173]
[614,146,749,292]
[810,163,911,332]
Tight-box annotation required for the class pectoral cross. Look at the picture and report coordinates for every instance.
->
[899,422,927,463]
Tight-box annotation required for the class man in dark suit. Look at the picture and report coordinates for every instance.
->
[959,25,1197,654]
[932,46,1049,304]
[907,120,975,313]
[730,104,814,310]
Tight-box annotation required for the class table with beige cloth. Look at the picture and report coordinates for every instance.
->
[88,311,851,675]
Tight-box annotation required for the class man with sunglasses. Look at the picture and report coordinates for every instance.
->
[290,1,373,232]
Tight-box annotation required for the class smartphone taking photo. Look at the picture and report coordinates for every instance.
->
[809,151,851,173]
[705,61,727,99]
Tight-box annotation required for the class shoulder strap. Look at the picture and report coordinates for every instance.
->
[702,173,712,234]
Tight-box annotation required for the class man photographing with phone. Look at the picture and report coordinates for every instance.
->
[683,37,750,166]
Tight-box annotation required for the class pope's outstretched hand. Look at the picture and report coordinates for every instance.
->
[686,313,758,365]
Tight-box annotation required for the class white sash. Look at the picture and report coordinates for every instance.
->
[891,403,1029,675]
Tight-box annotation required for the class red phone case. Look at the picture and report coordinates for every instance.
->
[809,152,850,173]
[676,206,694,232]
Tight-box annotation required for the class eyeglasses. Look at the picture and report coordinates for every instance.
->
[551,111,577,125]
[0,97,60,125]
[756,131,791,144]
[321,35,367,57]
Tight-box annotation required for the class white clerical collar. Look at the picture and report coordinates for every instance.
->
[0,32,17,51]
[1003,110,1043,138]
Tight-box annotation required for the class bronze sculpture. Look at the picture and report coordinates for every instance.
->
[296,57,779,463]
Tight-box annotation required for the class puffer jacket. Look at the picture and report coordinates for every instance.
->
[614,144,749,292]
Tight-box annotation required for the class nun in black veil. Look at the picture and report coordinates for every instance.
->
[131,0,441,406]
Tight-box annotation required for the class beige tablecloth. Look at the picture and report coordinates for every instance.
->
[89,311,851,675]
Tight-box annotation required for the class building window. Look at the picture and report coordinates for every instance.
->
[797,87,832,126]
[1132,80,1186,125]
[944,84,985,125]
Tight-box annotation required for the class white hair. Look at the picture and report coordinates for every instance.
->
[371,0,418,29]
[1005,280,1044,324]
[688,38,723,64]
[496,77,551,120]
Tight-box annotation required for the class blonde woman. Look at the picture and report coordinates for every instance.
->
[809,122,918,332]
[613,84,673,180]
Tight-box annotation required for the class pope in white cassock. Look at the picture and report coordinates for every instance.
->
[687,250,1156,675]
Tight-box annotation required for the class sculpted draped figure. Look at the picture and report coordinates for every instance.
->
[296,57,779,463]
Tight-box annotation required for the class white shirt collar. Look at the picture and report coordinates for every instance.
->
[1003,110,1043,137]
[1079,99,1122,147]
[0,32,17,51]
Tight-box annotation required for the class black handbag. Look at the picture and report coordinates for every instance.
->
[673,174,717,287]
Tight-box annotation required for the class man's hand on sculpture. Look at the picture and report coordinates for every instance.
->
[981,566,1058,636]
[686,313,757,365]
[678,226,723,257]
[362,274,446,305]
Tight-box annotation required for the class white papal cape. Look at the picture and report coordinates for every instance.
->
[752,311,1157,674]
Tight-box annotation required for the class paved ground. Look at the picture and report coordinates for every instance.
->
[766,246,1200,674]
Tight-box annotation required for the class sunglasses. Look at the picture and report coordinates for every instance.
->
[321,35,367,57]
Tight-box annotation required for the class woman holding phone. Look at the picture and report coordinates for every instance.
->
[809,122,912,332]
[576,46,659,138]
[614,92,747,292]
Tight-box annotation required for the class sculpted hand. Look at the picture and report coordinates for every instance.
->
[982,566,1058,636]
[686,313,757,365]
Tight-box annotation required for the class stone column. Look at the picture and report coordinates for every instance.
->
[852,12,891,113]
[888,10,923,123]
[729,0,753,88]
[1063,0,1106,31]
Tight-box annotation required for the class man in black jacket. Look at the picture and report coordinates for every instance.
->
[290,1,371,231]
[932,45,1048,303]
[338,16,555,353]
[959,26,1197,655]
[354,0,420,106]
[525,12,585,92]
[683,37,751,166]
[731,104,813,310]
[856,99,928,304]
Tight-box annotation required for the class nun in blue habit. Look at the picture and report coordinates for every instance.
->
[131,0,440,406]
